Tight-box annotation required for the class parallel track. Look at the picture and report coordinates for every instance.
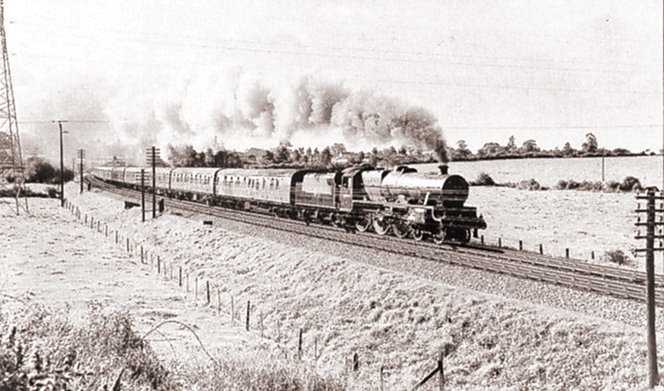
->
[89,178,663,307]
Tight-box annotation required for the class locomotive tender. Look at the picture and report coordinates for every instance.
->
[91,163,486,243]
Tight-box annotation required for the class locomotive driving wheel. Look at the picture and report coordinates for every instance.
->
[432,228,446,245]
[372,216,391,235]
[411,228,424,241]
[392,220,411,239]
[355,216,372,233]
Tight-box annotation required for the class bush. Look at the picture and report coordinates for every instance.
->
[619,176,642,192]
[471,172,496,186]
[604,250,630,266]
[517,178,541,191]
[556,180,568,190]
[24,157,75,184]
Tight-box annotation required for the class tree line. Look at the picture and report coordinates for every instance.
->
[165,133,647,168]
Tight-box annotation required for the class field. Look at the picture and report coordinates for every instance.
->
[415,155,663,188]
[415,156,661,270]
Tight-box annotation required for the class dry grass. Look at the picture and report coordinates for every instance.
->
[0,302,344,390]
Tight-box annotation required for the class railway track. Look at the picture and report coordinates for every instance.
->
[88,178,664,307]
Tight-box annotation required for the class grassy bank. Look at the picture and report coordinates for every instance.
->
[0,302,343,390]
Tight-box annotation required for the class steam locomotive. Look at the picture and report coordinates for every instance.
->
[91,163,486,243]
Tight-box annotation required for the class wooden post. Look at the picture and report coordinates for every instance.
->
[314,337,318,360]
[178,267,182,287]
[380,366,385,391]
[565,248,570,259]
[498,237,502,248]
[105,224,108,237]
[438,351,445,391]
[352,352,359,372]
[518,240,523,251]
[115,230,118,244]
[186,274,189,293]
[298,328,303,360]
[157,256,161,274]
[260,311,264,337]
[206,281,210,305]
[140,246,144,264]
[195,278,198,300]
[217,289,221,314]
[245,300,251,331]
[231,296,234,325]
[591,250,595,260]
[539,244,543,255]
[480,235,484,245]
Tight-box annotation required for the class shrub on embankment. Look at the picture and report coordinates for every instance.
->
[470,172,643,193]
[0,302,344,390]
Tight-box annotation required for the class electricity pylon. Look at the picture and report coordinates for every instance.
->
[0,0,28,214]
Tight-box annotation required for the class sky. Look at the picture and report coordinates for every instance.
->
[5,0,663,163]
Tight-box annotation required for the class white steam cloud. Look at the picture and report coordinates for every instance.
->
[23,68,448,164]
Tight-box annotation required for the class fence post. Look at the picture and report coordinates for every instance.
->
[186,273,189,293]
[206,281,210,305]
[352,352,359,372]
[105,224,108,237]
[539,244,543,255]
[157,256,161,274]
[126,237,129,253]
[438,351,445,391]
[565,248,570,259]
[519,240,523,251]
[217,289,221,314]
[480,235,484,245]
[298,328,303,360]
[498,237,502,248]
[140,246,144,264]
[380,366,384,391]
[591,250,595,260]
[195,278,198,300]
[178,267,182,287]
[115,230,118,244]
[245,300,251,331]
[231,296,234,325]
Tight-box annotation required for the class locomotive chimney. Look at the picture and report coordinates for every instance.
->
[438,164,448,175]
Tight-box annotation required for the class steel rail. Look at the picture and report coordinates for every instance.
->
[88,178,663,307]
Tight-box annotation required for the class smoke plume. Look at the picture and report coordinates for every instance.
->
[22,68,448,164]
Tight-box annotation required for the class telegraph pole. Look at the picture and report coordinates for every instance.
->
[78,149,84,193]
[145,146,160,218]
[58,121,64,207]
[152,146,156,218]
[141,168,145,222]
[635,188,664,388]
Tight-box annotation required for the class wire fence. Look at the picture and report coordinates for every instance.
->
[63,198,450,390]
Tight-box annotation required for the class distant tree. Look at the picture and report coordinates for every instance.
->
[290,148,302,162]
[506,135,517,152]
[262,150,275,164]
[562,142,575,157]
[371,147,379,156]
[456,140,472,159]
[274,144,290,163]
[205,148,215,166]
[582,133,598,154]
[398,146,408,155]
[320,147,333,166]
[331,143,347,156]
[520,139,540,153]
[357,151,366,162]
[477,142,504,157]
